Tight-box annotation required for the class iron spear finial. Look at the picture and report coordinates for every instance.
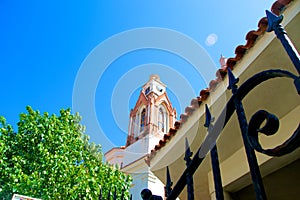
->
[165,166,173,197]
[166,166,172,186]
[99,185,102,200]
[265,10,300,74]
[266,10,283,33]
[227,68,239,91]
[113,186,117,200]
[204,104,212,128]
[184,138,193,164]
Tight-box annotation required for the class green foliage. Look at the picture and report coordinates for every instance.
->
[0,106,132,199]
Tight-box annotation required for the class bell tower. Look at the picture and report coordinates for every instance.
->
[126,74,176,149]
[105,75,176,199]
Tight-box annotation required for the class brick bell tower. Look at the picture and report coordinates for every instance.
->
[105,74,176,199]
[126,74,177,150]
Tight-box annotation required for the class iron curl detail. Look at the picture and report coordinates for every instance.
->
[229,69,300,156]
[248,109,300,156]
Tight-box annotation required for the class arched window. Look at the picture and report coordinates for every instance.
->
[158,108,165,132]
[140,108,146,132]
[158,105,168,134]
[133,115,139,137]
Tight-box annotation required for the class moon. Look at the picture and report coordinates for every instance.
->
[205,33,218,46]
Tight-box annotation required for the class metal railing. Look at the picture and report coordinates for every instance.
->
[98,186,132,200]
[165,10,300,200]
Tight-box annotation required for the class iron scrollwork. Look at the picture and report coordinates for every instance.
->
[245,10,300,157]
[247,108,300,157]
[165,9,300,199]
[233,69,300,157]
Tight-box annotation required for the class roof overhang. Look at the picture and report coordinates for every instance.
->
[148,1,300,199]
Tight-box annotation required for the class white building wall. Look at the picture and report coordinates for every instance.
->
[124,162,165,199]
[147,171,165,198]
[130,172,148,200]
[105,149,125,167]
[123,136,149,166]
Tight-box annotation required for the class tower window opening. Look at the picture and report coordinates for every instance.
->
[140,108,146,132]
[145,86,150,95]
[158,107,165,133]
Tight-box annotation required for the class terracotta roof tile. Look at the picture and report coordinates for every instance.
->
[159,139,166,146]
[180,113,189,124]
[271,0,293,15]
[185,106,196,116]
[163,133,171,141]
[209,79,219,92]
[174,121,181,129]
[169,128,177,136]
[191,98,202,107]
[216,68,227,80]
[146,0,293,161]
[199,88,210,100]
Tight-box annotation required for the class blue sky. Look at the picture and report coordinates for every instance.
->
[0,0,274,153]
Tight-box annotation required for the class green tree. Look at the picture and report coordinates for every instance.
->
[0,106,131,199]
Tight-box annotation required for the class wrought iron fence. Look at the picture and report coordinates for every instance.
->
[164,10,300,200]
[98,186,132,200]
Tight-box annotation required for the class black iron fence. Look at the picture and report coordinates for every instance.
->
[98,186,132,200]
[165,10,300,200]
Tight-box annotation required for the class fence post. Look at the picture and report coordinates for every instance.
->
[227,68,267,200]
[107,186,111,200]
[165,166,173,198]
[113,186,117,200]
[184,138,194,200]
[120,189,124,200]
[205,105,224,200]
[98,185,103,200]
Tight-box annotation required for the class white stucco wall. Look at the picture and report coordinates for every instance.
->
[126,166,165,199]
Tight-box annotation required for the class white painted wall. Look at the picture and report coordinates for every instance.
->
[126,165,165,199]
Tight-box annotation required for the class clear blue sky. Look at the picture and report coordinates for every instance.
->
[0,0,274,153]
